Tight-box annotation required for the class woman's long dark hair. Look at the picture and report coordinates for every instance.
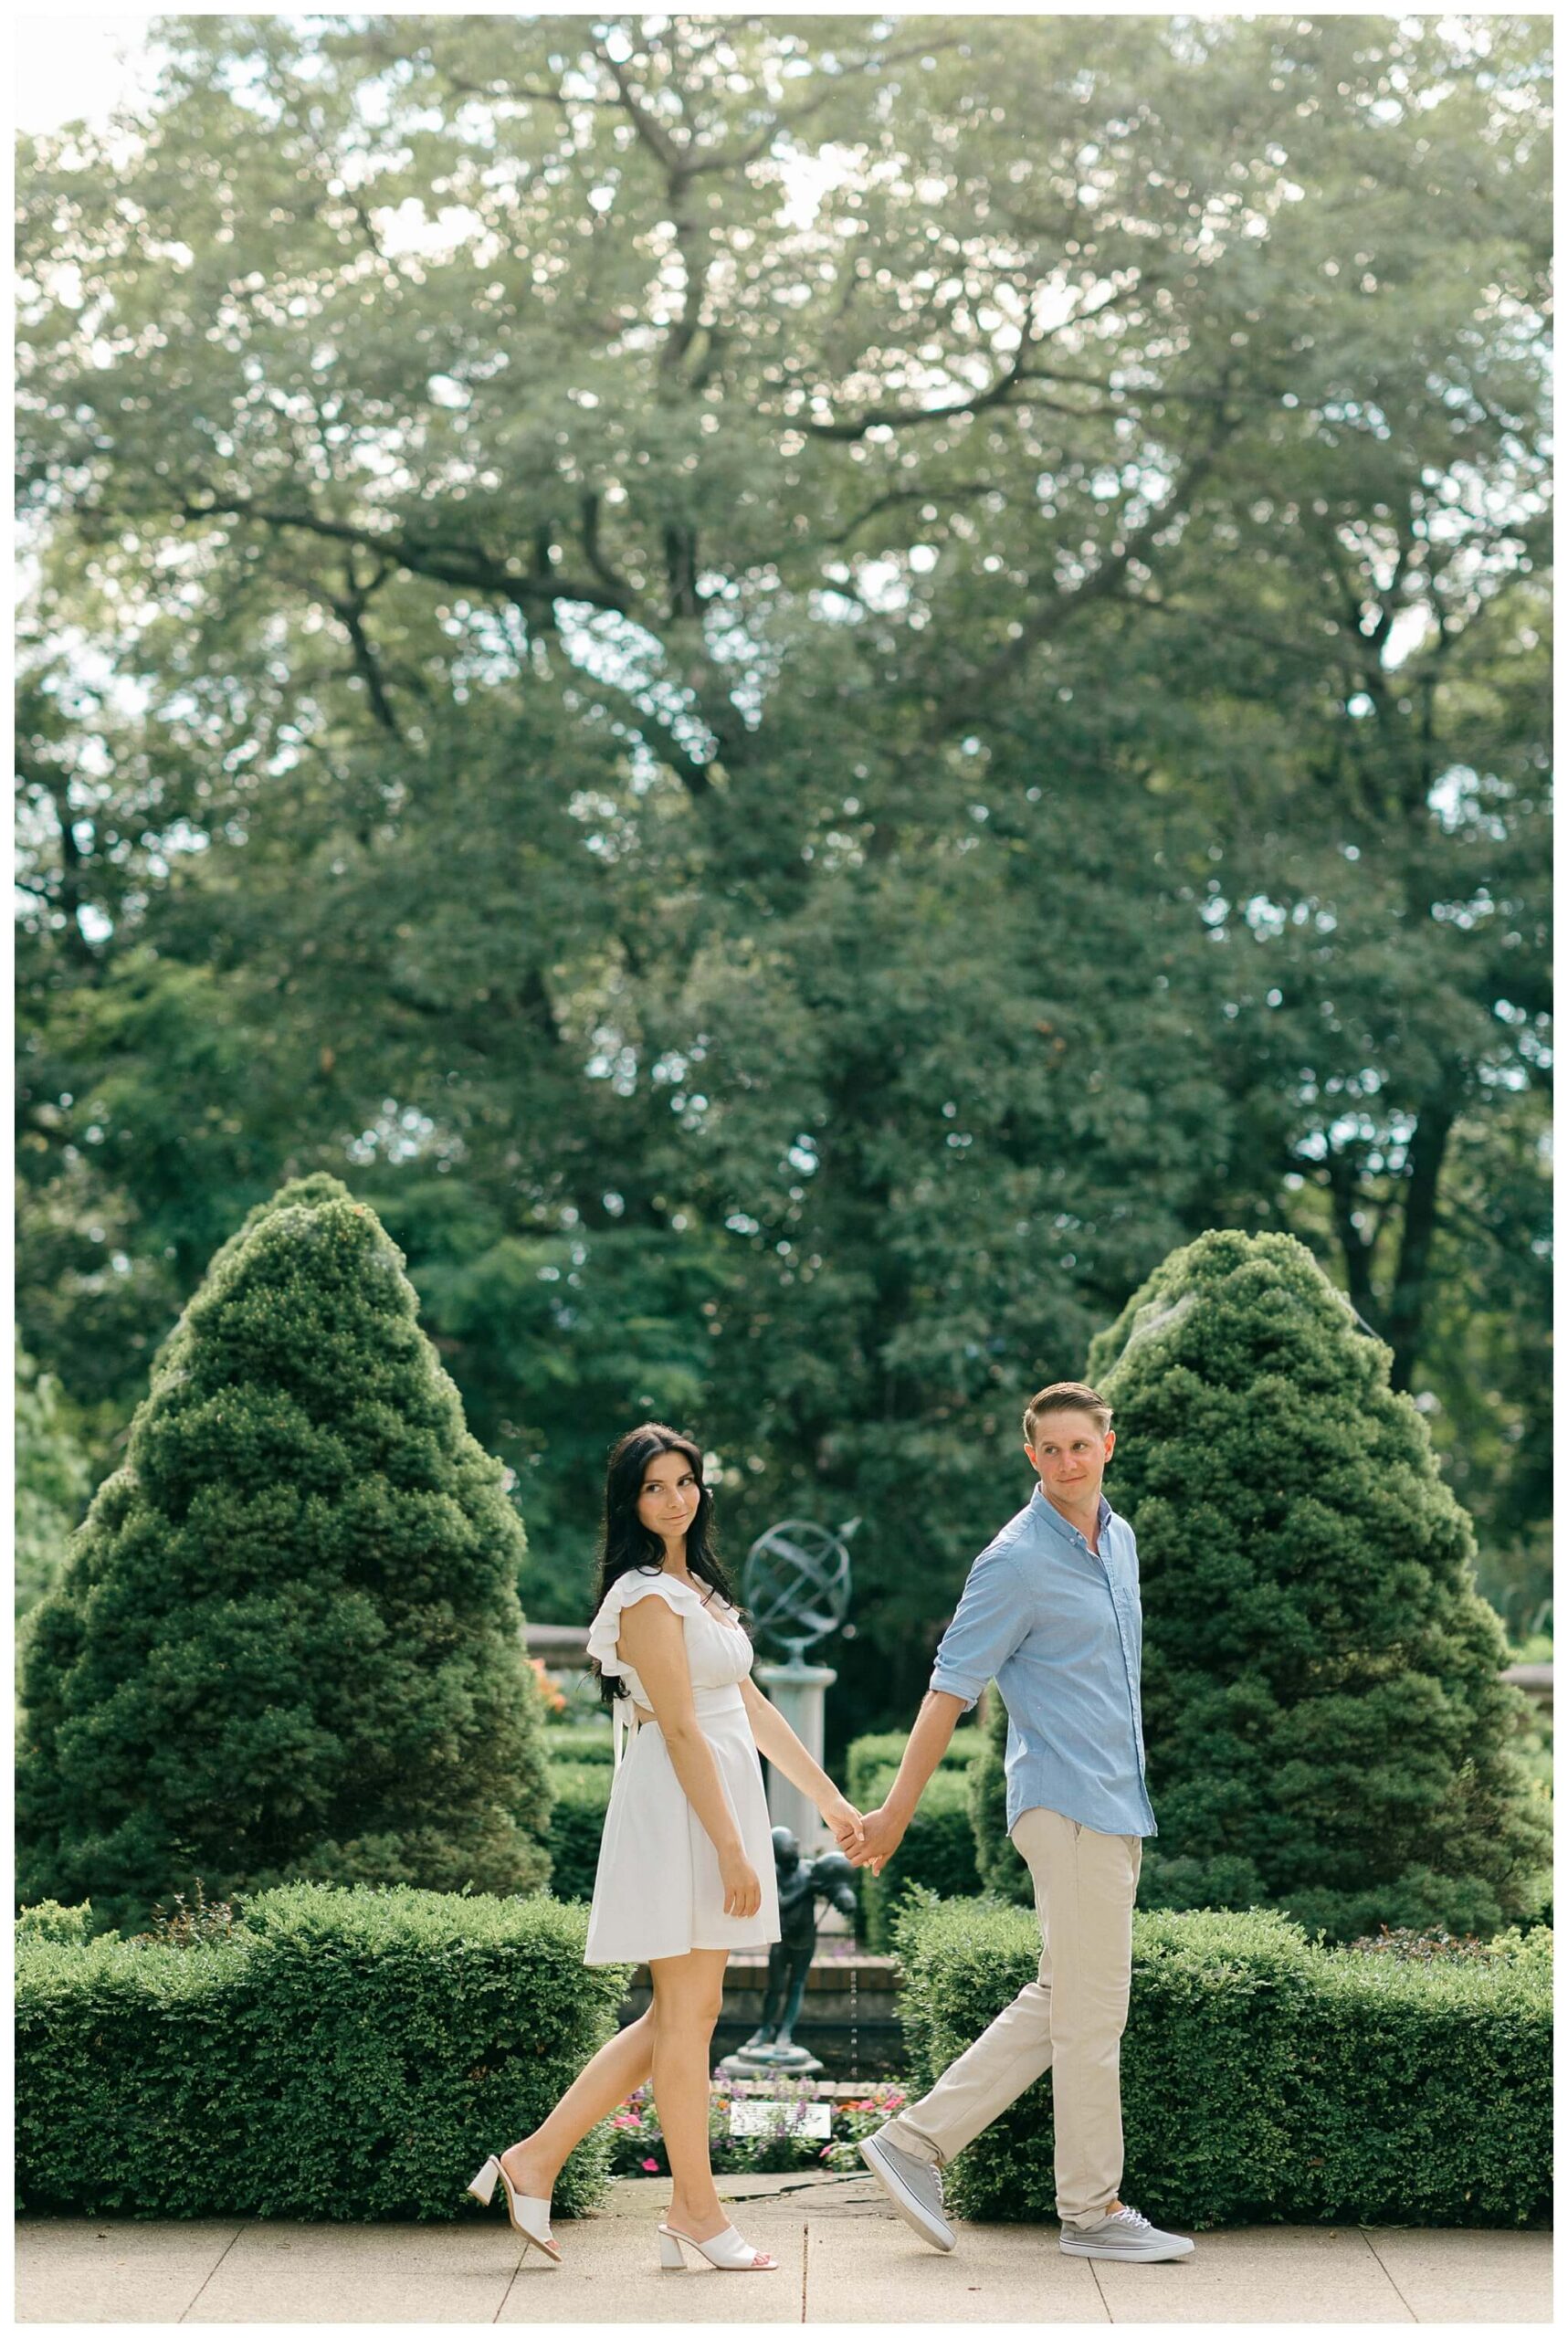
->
[589,1424,745,1708]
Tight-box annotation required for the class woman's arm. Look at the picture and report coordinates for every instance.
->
[617,1598,762,1916]
[739,1677,863,1852]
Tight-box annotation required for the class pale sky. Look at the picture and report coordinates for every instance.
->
[17,6,1483,137]
[13,15,167,133]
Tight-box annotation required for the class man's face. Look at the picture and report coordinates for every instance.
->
[1025,1410,1115,1507]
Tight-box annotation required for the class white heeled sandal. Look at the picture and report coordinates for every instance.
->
[467,2154,562,2264]
[658,2218,778,2271]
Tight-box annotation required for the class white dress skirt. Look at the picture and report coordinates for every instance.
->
[582,1568,782,1965]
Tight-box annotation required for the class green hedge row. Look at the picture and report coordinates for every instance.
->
[847,1730,982,1949]
[963,1699,1032,1902]
[547,1763,614,1903]
[542,1722,987,1922]
[16,1883,629,2220]
[544,1722,616,1765]
[853,1766,983,1951]
[844,1728,981,1806]
[892,1894,1552,2229]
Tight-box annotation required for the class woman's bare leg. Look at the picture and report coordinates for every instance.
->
[500,2005,657,2196]
[652,1947,773,2258]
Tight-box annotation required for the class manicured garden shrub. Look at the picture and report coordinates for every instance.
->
[16,1174,553,1933]
[972,1229,1551,1942]
[15,1898,95,1946]
[964,1693,1034,1903]
[16,1882,628,2220]
[545,1761,614,1902]
[892,1893,1551,2229]
[544,1722,616,1765]
[847,1728,982,1949]
[845,1728,981,1805]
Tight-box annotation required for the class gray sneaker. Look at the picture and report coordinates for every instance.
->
[858,2128,955,2252]
[1059,2204,1194,2261]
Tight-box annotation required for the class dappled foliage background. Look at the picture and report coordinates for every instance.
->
[16,15,1551,1732]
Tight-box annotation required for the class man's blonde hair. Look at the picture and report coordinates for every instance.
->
[1022,1380,1113,1444]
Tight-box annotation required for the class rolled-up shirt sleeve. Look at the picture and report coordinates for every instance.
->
[929,1545,1031,1710]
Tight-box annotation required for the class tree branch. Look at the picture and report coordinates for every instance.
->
[1322,1146,1382,1333]
[593,43,689,176]
[931,395,1240,733]
[822,480,994,547]
[16,753,102,972]
[1384,1100,1458,1390]
[331,591,404,740]
[806,335,1042,442]
[176,493,637,616]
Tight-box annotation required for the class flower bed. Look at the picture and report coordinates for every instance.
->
[609,2075,908,2176]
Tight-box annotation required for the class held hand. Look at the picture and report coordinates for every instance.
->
[821,1794,865,1858]
[720,1846,763,1921]
[850,1803,908,1875]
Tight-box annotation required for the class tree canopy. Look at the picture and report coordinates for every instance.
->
[16,15,1551,1722]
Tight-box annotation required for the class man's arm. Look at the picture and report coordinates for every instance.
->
[856,1690,966,1873]
[855,1543,1031,1872]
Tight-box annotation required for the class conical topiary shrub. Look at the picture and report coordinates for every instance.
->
[968,1230,1551,1939]
[17,1174,552,1933]
[1079,1228,1544,1940]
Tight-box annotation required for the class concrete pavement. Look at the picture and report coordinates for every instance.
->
[16,2171,1552,2324]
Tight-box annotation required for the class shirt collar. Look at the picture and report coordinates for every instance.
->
[1029,1483,1113,1550]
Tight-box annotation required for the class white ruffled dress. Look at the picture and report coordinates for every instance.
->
[582,1568,782,1965]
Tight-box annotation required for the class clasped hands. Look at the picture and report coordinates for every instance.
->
[821,1795,906,1876]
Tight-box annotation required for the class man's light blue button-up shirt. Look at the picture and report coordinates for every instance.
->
[930,1485,1157,1839]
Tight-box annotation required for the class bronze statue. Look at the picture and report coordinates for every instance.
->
[740,1827,858,2066]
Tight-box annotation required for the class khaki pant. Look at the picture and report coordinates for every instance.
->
[879,1807,1142,2227]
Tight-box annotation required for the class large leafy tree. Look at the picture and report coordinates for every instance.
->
[16,16,1551,1718]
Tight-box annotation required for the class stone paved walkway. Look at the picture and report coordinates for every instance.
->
[16,2171,1552,2323]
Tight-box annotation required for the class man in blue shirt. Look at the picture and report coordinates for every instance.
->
[853,1382,1194,2265]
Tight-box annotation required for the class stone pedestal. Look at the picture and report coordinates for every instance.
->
[620,1951,904,2080]
[718,2041,825,2080]
[755,1659,837,1852]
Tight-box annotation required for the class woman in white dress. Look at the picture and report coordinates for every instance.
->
[469,1423,864,2273]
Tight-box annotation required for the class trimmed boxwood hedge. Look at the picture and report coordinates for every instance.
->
[16,1882,629,2221]
[845,1729,981,1803]
[892,1894,1552,2229]
[546,1762,614,1902]
[543,1722,616,1765]
[847,1730,982,1949]
[543,1722,987,1920]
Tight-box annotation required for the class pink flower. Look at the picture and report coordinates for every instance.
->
[641,2157,660,2173]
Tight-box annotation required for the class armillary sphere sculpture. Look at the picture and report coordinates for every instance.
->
[741,1517,857,1665]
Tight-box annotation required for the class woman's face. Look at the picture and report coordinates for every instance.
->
[637,1448,701,1547]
